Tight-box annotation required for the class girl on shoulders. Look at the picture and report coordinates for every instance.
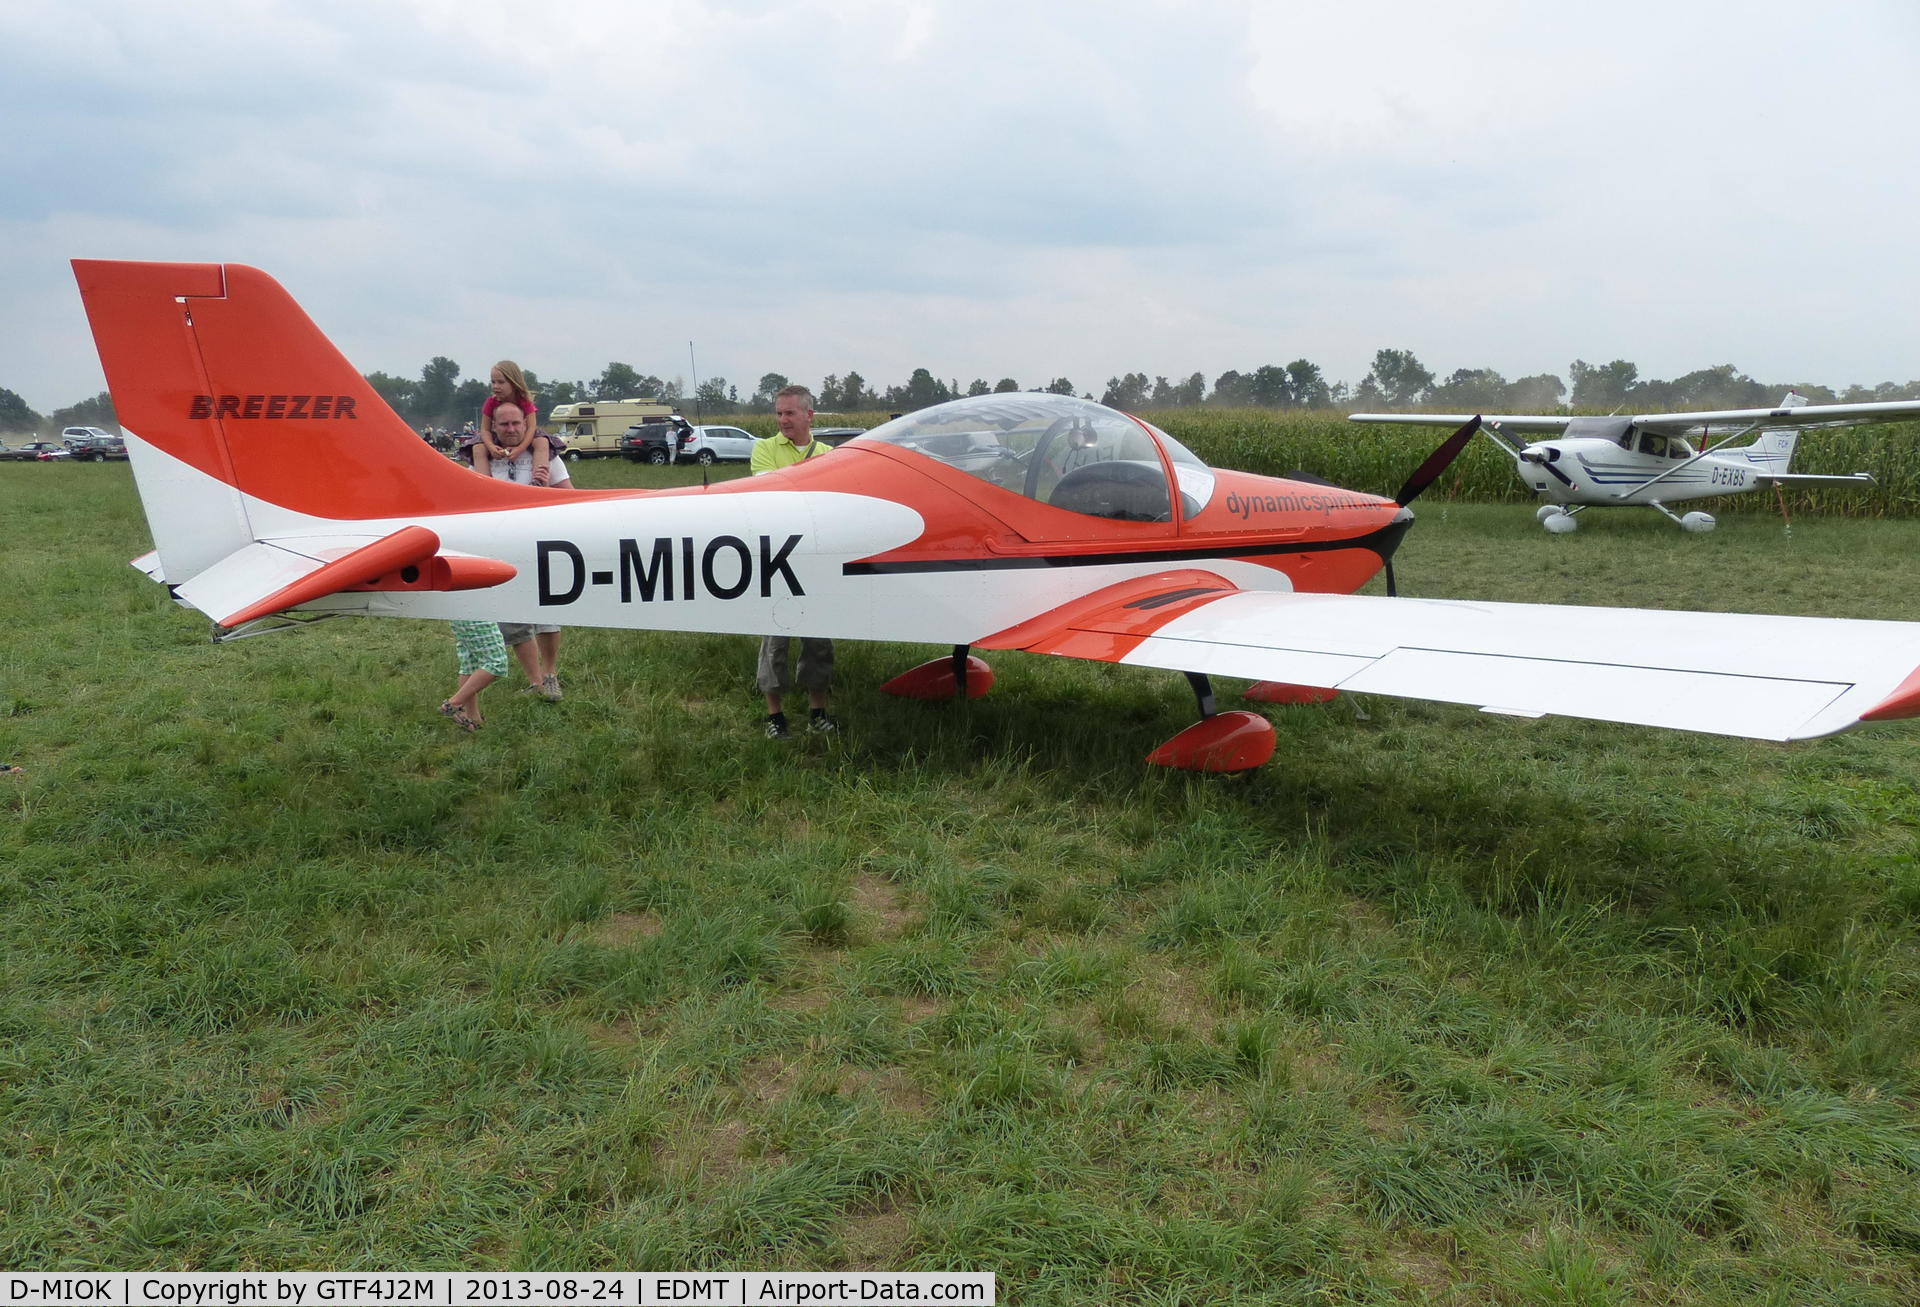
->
[472,360,555,485]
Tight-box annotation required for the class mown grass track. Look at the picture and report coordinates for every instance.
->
[2,460,1917,1303]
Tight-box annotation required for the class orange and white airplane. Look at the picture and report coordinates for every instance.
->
[73,260,1920,770]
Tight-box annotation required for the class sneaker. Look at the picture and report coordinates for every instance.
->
[541,674,564,702]
[765,712,792,740]
[808,710,839,735]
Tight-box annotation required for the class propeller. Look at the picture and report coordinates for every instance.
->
[1393,415,1483,507]
[1383,415,1482,598]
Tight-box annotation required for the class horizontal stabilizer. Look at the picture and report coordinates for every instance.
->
[174,526,516,629]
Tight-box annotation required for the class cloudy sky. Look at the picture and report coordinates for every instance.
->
[7,0,1919,414]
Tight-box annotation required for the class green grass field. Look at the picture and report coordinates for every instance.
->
[2,458,1918,1304]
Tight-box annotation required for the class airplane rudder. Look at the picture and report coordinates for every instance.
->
[166,264,481,519]
[74,261,260,583]
[73,260,235,480]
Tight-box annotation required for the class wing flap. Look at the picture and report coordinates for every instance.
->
[1341,647,1848,739]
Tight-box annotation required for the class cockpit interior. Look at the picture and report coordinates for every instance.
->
[859,394,1216,522]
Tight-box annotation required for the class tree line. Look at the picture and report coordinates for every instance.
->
[0,388,116,436]
[7,349,1916,436]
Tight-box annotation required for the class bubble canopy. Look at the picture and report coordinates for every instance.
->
[858,393,1215,523]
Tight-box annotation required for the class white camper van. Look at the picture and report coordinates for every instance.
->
[547,398,675,457]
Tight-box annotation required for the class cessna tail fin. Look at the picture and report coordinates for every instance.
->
[1740,426,1801,473]
[1723,393,1813,474]
[71,260,563,589]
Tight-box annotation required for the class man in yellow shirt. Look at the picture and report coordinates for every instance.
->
[751,385,835,739]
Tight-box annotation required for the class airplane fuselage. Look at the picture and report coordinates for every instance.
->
[1518,438,1767,508]
[177,438,1408,646]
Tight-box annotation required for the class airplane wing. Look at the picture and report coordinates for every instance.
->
[1351,398,1920,437]
[1627,398,1920,436]
[983,574,1920,741]
[1351,412,1574,433]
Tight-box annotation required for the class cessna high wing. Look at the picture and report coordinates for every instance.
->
[72,260,1920,771]
[1352,392,1920,532]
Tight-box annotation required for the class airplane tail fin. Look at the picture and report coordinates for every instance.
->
[1722,392,1812,474]
[1743,427,1801,473]
[72,261,552,588]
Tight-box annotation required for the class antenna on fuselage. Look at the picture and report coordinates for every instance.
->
[689,341,707,488]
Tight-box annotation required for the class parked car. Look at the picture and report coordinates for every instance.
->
[0,441,71,461]
[62,426,127,460]
[619,422,685,464]
[678,425,756,464]
[621,422,758,465]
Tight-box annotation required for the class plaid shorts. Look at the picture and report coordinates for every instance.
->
[452,620,508,676]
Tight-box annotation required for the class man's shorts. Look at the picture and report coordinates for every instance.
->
[757,635,834,694]
[499,622,562,646]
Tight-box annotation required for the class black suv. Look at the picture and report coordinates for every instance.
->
[62,426,127,460]
[620,421,693,464]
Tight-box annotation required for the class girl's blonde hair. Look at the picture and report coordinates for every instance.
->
[492,360,535,408]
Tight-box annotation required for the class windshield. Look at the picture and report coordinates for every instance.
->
[863,394,1214,520]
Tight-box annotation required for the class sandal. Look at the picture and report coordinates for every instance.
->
[438,701,481,732]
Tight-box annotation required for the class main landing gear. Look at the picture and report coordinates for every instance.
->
[880,644,997,700]
[1144,673,1277,772]
[882,649,1317,773]
[1537,503,1716,533]
[1649,502,1717,532]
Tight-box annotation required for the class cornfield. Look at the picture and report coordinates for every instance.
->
[723,408,1920,517]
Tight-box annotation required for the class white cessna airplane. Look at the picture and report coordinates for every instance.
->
[1352,392,1920,532]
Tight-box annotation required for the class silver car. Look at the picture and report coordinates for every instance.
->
[678,425,757,464]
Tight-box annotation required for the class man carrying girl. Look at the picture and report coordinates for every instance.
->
[471,361,559,486]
